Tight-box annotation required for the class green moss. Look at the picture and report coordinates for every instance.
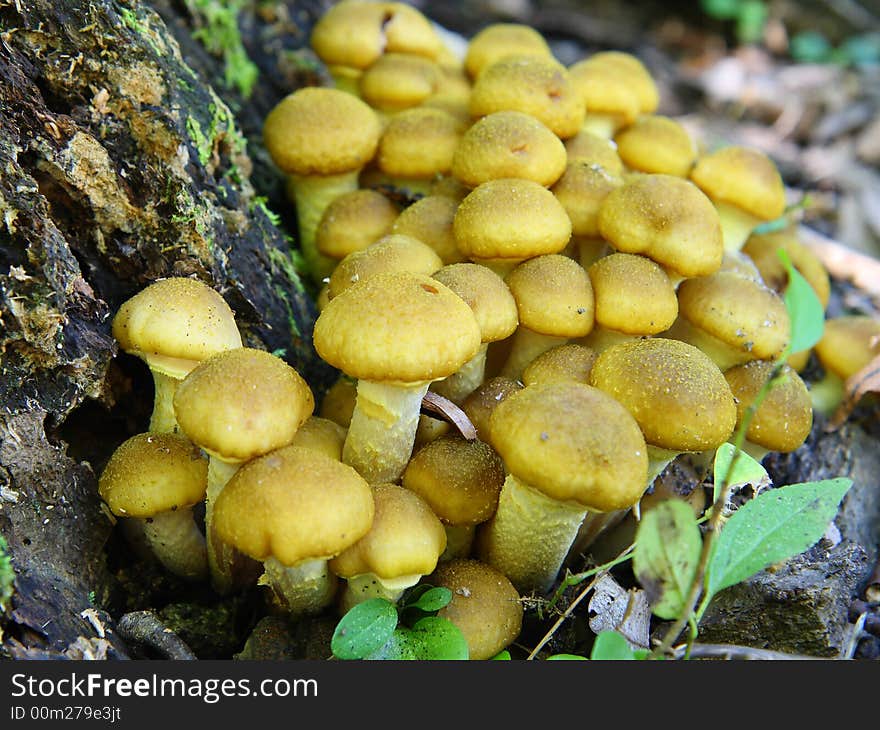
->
[0,535,14,615]
[186,116,212,167]
[184,0,259,98]
[118,6,163,56]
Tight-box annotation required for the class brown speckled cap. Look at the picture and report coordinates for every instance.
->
[589,337,737,452]
[431,262,519,343]
[112,277,242,379]
[173,347,315,463]
[489,381,648,512]
[99,432,207,518]
[314,271,482,384]
[597,173,723,279]
[212,445,374,566]
[262,87,381,176]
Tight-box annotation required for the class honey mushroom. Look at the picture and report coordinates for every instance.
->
[501,254,595,381]
[390,194,467,265]
[478,381,648,594]
[461,376,524,444]
[263,86,382,282]
[314,188,401,267]
[521,343,597,387]
[430,262,519,404]
[613,114,699,178]
[313,271,481,484]
[402,434,506,560]
[329,483,447,612]
[690,145,787,254]
[111,277,242,434]
[172,347,315,594]
[99,432,209,582]
[212,445,374,617]
[463,23,555,81]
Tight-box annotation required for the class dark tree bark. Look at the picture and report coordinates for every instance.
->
[0,0,334,658]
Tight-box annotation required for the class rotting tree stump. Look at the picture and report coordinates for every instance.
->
[0,0,334,659]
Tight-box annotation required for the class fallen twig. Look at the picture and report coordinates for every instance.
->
[116,610,197,660]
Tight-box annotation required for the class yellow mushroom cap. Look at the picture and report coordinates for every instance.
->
[690,146,786,221]
[814,315,880,380]
[489,382,648,512]
[451,110,567,188]
[319,376,358,429]
[314,271,482,384]
[290,415,348,461]
[741,227,831,310]
[391,195,465,265]
[505,254,595,338]
[212,445,374,566]
[676,270,792,362]
[582,51,660,113]
[262,87,381,176]
[329,482,447,581]
[172,347,315,463]
[614,115,698,177]
[589,338,737,452]
[461,376,524,443]
[469,55,585,139]
[597,173,724,279]
[431,262,519,343]
[723,360,813,452]
[551,159,623,237]
[112,277,242,379]
[432,558,523,660]
[402,435,505,525]
[568,57,641,126]
[310,0,442,72]
[316,189,400,261]
[359,52,440,113]
[464,23,554,80]
[376,106,463,179]
[453,178,572,263]
[327,233,443,299]
[521,343,596,387]
[564,130,625,174]
[588,252,678,335]
[99,432,207,518]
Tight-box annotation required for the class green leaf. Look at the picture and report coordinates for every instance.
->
[633,501,703,620]
[701,0,741,20]
[713,442,770,502]
[778,249,825,355]
[365,617,469,660]
[404,586,452,613]
[491,650,512,660]
[790,31,833,63]
[735,0,768,45]
[547,653,589,660]
[706,478,853,600]
[590,631,637,660]
[330,598,399,660]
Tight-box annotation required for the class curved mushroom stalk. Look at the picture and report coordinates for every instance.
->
[479,474,588,595]
[262,557,339,617]
[142,509,208,582]
[286,170,361,281]
[344,380,431,484]
[148,370,183,434]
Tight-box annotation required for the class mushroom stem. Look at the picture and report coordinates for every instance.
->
[338,572,422,614]
[430,344,489,405]
[141,509,208,582]
[714,200,760,254]
[205,457,255,595]
[261,556,339,617]
[809,371,846,417]
[501,328,569,382]
[287,170,361,281]
[440,524,476,562]
[580,114,621,140]
[479,474,588,594]
[148,371,181,434]
[343,379,430,484]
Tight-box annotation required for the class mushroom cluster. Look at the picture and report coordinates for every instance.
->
[96,1,875,659]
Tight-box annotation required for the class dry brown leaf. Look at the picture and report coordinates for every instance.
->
[587,573,651,651]
[420,391,477,441]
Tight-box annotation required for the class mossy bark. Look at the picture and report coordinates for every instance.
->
[0,0,332,658]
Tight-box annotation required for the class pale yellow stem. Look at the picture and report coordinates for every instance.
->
[141,509,208,582]
[261,556,338,617]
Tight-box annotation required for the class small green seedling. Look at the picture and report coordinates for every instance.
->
[331,585,469,660]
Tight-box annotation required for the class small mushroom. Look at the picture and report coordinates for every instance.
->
[390,194,466,265]
[329,482,447,612]
[811,314,880,416]
[313,271,481,484]
[521,343,597,387]
[99,432,209,582]
[463,23,554,80]
[111,277,242,434]
[430,558,523,660]
[614,114,698,178]
[212,445,374,617]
